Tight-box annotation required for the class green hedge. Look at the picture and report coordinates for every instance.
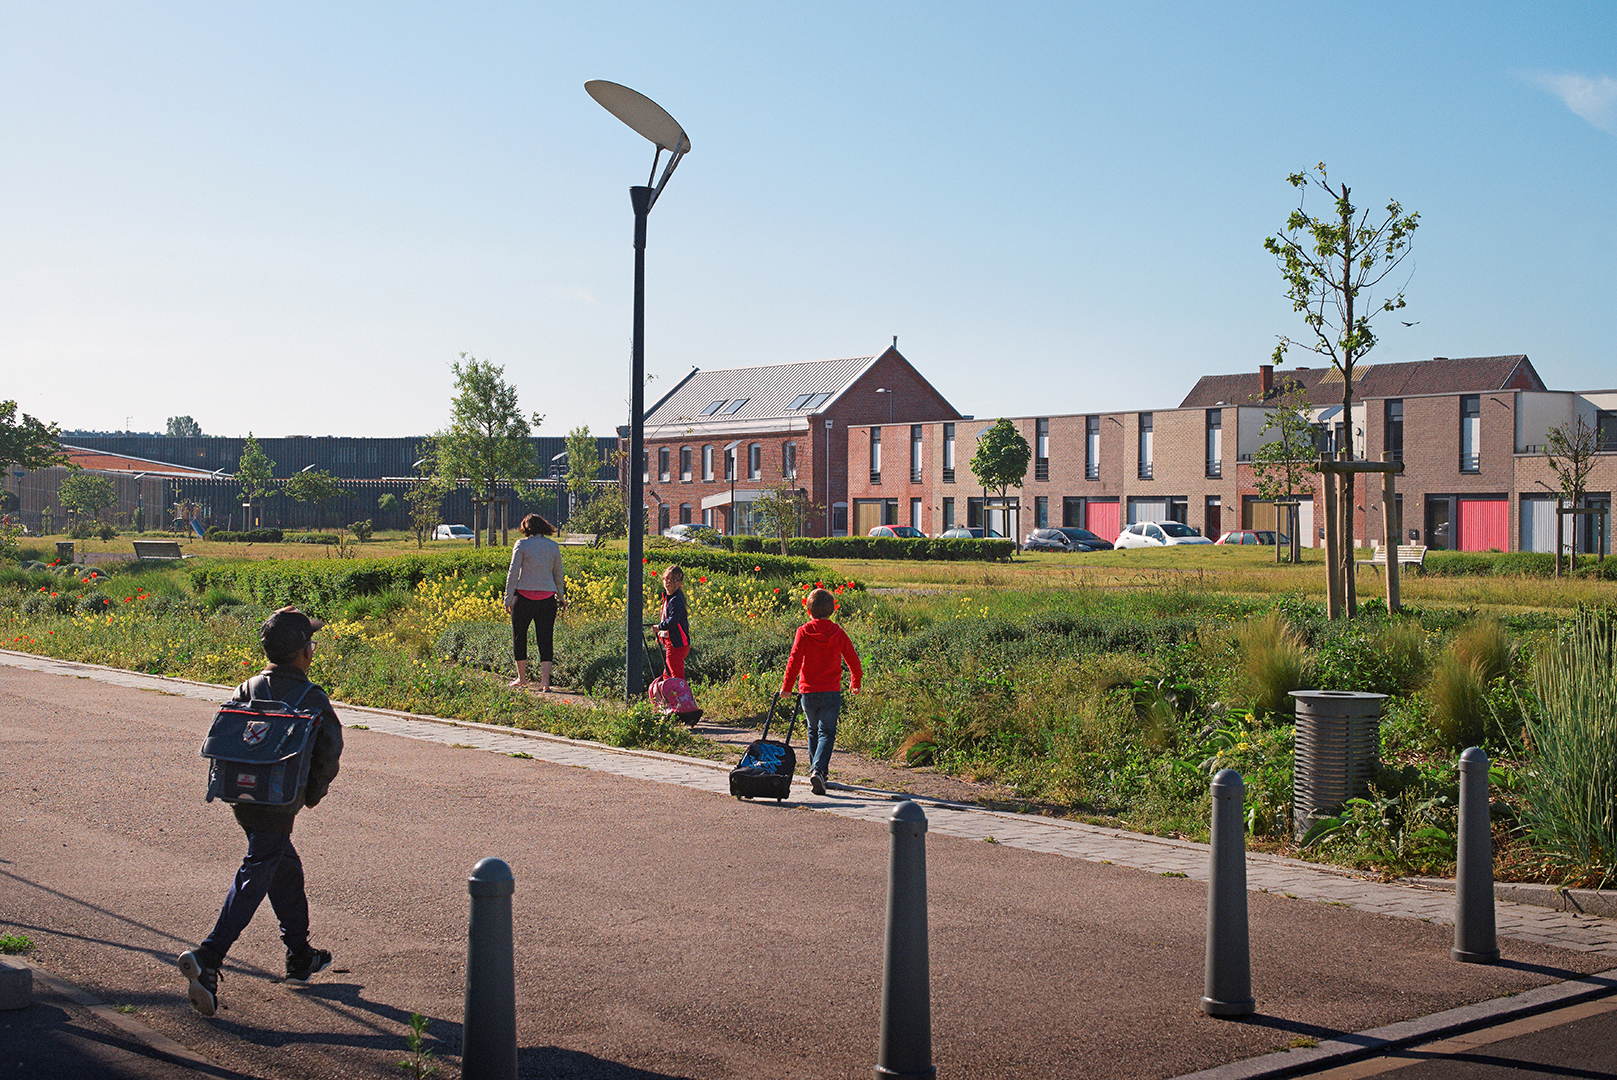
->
[722,536,1015,561]
[189,546,828,609]
[205,528,284,543]
[1425,551,1617,580]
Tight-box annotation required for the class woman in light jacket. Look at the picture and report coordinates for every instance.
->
[504,513,566,691]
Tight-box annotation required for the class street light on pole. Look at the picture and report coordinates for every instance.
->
[824,419,834,537]
[724,439,742,536]
[876,387,894,424]
[586,79,690,702]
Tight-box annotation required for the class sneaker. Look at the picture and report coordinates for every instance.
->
[178,951,220,1017]
[810,771,827,796]
[285,947,332,983]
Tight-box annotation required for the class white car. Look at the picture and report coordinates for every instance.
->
[433,524,475,540]
[1114,521,1214,548]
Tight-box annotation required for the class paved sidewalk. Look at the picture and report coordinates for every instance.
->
[6,649,1612,959]
[4,648,1616,1080]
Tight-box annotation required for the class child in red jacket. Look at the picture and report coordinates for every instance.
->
[780,588,862,795]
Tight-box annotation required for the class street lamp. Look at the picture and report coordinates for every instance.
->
[824,419,834,536]
[587,79,690,701]
[132,472,147,534]
[724,439,742,536]
[876,387,894,424]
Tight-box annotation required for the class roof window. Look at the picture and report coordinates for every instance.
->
[721,398,749,415]
[786,393,815,410]
[805,392,832,410]
[699,401,726,416]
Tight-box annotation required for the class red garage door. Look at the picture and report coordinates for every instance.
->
[1458,497,1508,552]
[1086,499,1121,541]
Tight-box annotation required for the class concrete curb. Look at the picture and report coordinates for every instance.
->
[1168,965,1617,1080]
[22,959,225,1075]
[1405,876,1617,920]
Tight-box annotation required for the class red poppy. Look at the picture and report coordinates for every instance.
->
[801,583,810,590]
[815,581,822,588]
[773,588,780,594]
[698,576,708,583]
[753,565,761,572]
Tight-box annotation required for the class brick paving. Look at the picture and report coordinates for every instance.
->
[6,648,1617,961]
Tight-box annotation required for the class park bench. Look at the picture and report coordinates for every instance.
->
[1355,543,1427,575]
[559,533,600,548]
[132,539,189,561]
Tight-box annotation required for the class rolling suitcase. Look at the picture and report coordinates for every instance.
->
[729,692,797,801]
[643,625,703,726]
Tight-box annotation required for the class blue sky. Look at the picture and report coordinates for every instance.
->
[3,2,1612,438]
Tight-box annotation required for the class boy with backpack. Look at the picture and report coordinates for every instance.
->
[780,588,862,795]
[178,606,344,1017]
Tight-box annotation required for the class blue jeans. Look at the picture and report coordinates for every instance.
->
[800,691,842,778]
[201,825,310,962]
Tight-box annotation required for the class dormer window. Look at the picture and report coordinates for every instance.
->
[699,400,726,416]
[721,398,749,415]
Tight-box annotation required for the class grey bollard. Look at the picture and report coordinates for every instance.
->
[1452,747,1500,964]
[875,801,936,1079]
[0,957,31,1010]
[1201,769,1254,1017]
[463,857,517,1080]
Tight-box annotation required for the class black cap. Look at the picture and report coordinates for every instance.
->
[260,607,325,659]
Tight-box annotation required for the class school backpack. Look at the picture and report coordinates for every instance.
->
[200,680,323,806]
[648,673,703,725]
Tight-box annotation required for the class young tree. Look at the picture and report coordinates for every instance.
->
[236,434,276,529]
[404,440,450,549]
[753,482,819,554]
[434,354,543,547]
[1264,163,1419,614]
[1250,380,1316,563]
[166,416,203,437]
[969,418,1031,543]
[58,472,117,531]
[1539,416,1600,565]
[563,425,600,523]
[283,468,349,530]
[0,400,69,471]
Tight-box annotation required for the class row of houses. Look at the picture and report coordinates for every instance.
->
[633,346,1616,554]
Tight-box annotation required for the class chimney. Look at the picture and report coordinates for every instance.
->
[1259,364,1274,396]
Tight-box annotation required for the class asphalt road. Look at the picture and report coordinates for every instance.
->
[1,664,1611,1079]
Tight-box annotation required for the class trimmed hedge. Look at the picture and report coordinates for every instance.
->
[204,528,284,543]
[723,536,1016,562]
[189,546,829,609]
[1425,550,1617,580]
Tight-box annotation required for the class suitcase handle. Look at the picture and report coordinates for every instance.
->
[761,691,798,745]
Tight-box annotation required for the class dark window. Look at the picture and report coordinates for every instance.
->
[1137,413,1153,480]
[967,496,984,529]
[910,425,924,483]
[787,393,814,410]
[1035,495,1048,527]
[748,443,761,480]
[680,503,692,524]
[869,428,882,484]
[1598,411,1617,451]
[1085,416,1100,480]
[943,423,956,483]
[942,497,955,529]
[1205,409,1222,478]
[1460,395,1481,472]
[1384,400,1404,462]
[658,448,670,482]
[658,504,670,532]
[1035,418,1050,481]
[783,441,797,478]
[805,392,833,410]
[679,446,691,481]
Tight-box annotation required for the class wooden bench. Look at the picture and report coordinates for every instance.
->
[132,539,188,561]
[1355,543,1427,574]
[559,533,599,548]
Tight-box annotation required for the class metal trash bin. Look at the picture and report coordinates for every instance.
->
[56,541,74,563]
[1290,690,1387,841]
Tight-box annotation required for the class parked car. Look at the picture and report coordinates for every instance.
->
[1114,521,1214,548]
[662,523,724,546]
[433,524,474,540]
[869,525,926,539]
[1215,529,1289,546]
[938,527,1003,539]
[1024,527,1114,552]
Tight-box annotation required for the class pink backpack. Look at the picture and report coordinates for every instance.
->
[648,674,701,721]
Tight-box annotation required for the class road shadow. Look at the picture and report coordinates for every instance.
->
[12,993,261,1080]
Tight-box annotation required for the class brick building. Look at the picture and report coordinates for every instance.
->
[628,344,961,536]
[847,354,1615,554]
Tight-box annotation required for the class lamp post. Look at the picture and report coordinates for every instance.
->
[876,387,894,424]
[586,80,690,702]
[724,439,742,536]
[132,472,147,533]
[824,419,834,537]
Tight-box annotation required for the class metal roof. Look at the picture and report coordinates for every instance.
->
[643,354,880,433]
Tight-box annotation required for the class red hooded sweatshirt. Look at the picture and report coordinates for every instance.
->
[781,618,862,695]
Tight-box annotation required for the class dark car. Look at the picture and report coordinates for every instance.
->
[1215,529,1289,546]
[869,525,926,539]
[1024,527,1114,552]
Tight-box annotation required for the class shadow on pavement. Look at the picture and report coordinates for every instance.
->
[11,995,259,1080]
[518,1046,699,1079]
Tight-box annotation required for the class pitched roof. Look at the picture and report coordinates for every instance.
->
[642,353,880,431]
[61,445,223,476]
[1178,355,1542,408]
